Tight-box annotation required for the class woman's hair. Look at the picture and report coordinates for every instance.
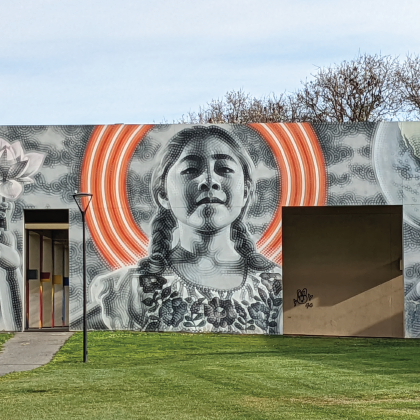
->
[138,125,273,275]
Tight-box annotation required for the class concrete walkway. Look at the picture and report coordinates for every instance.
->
[0,331,73,377]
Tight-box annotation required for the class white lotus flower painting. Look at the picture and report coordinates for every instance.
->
[0,138,44,200]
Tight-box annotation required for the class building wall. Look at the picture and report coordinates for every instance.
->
[282,206,404,338]
[0,123,418,337]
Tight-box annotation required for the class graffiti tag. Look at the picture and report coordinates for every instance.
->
[294,288,313,308]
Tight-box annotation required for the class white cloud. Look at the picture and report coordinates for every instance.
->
[0,0,419,123]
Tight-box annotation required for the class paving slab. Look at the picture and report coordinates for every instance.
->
[0,331,73,376]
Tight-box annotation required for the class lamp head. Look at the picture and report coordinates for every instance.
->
[73,192,93,214]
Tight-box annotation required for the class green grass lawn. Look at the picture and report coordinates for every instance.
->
[0,332,12,347]
[0,332,419,419]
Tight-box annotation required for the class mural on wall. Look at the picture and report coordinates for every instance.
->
[0,126,92,331]
[0,137,45,330]
[80,123,325,334]
[0,122,419,337]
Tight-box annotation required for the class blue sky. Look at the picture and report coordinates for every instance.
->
[1,0,419,124]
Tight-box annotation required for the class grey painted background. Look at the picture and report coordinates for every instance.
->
[0,123,418,337]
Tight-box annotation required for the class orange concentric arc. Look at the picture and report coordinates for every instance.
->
[81,123,326,268]
[81,124,153,268]
[249,123,327,264]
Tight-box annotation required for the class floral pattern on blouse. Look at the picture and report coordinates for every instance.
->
[91,267,283,334]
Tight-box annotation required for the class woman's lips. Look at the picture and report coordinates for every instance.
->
[196,197,225,206]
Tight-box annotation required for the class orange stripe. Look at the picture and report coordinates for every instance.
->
[94,125,126,265]
[115,124,152,251]
[95,125,131,265]
[107,125,151,260]
[254,123,299,255]
[81,124,153,268]
[105,125,140,261]
[81,126,110,263]
[265,125,300,259]
[82,126,120,266]
[248,122,327,265]
[270,124,302,205]
[249,124,285,248]
[287,124,313,205]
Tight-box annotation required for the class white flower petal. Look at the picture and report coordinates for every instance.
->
[20,153,44,177]
[0,149,12,178]
[0,148,8,163]
[0,146,8,162]
[0,138,9,149]
[2,146,16,161]
[7,160,28,179]
[0,179,22,200]
[11,141,24,160]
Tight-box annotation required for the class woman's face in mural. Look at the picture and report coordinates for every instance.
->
[160,136,249,232]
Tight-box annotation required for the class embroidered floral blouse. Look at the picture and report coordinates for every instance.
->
[90,265,283,334]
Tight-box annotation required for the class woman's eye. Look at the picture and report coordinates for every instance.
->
[181,167,199,175]
[218,166,234,174]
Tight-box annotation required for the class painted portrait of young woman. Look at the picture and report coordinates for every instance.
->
[86,125,286,334]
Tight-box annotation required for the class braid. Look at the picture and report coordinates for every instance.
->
[138,208,177,275]
[231,218,273,271]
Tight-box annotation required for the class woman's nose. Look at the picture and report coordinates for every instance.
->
[198,169,221,191]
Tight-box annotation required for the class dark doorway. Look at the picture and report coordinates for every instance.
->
[24,210,69,330]
[282,206,404,338]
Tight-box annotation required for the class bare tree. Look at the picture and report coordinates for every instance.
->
[397,54,420,119]
[176,53,412,124]
[178,90,306,124]
[297,54,402,122]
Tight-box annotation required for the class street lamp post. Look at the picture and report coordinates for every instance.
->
[72,192,93,363]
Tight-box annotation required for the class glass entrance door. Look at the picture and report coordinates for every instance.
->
[26,229,69,329]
